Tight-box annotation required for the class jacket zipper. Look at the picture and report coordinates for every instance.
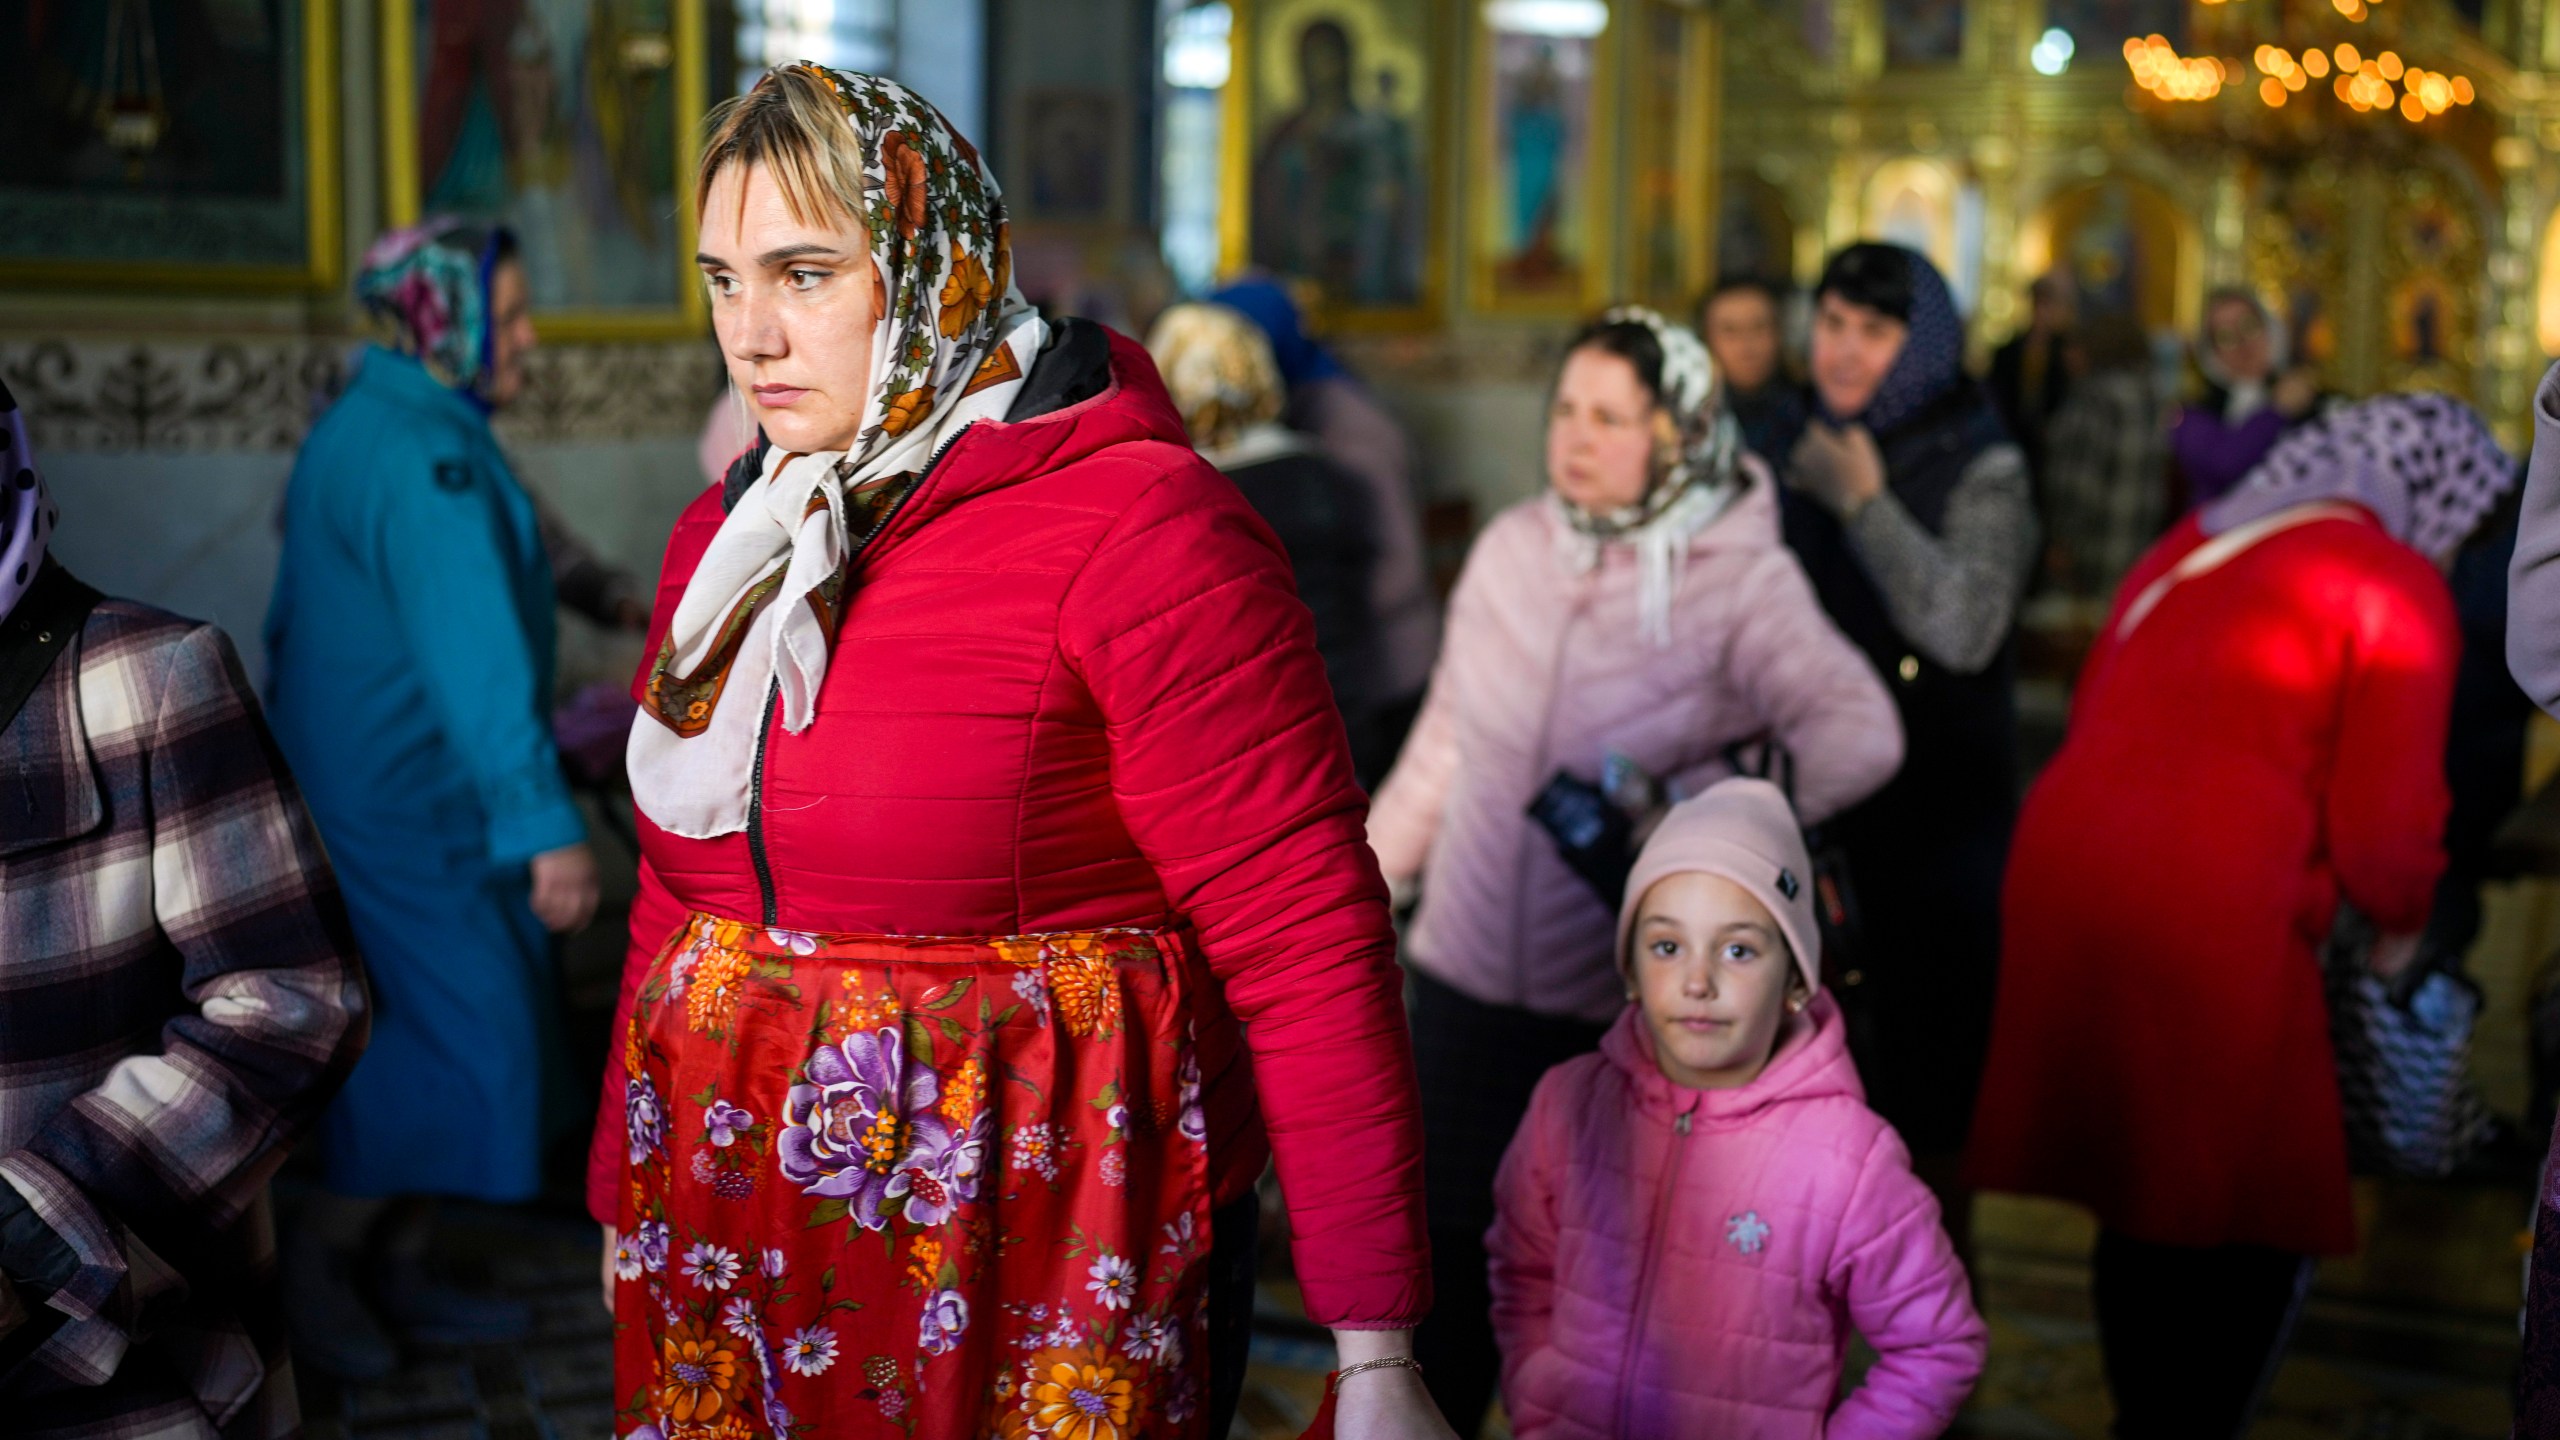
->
[742,425,978,926]
[1614,1105,1691,1437]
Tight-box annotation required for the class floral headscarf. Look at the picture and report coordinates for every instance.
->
[1817,244,1967,437]
[355,217,511,399]
[0,378,58,627]
[1549,305,1745,647]
[2201,392,2514,559]
[1146,302,1286,453]
[630,64,1048,840]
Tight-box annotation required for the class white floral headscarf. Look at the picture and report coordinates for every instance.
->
[632,64,1050,839]
[1549,305,1745,647]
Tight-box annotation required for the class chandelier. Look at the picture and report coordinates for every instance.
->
[2121,0,2476,144]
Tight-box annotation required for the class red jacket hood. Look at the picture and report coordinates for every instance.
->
[1600,990,1864,1130]
[869,327,1192,558]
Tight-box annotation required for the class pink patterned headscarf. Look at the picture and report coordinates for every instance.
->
[355,217,510,398]
[0,379,57,627]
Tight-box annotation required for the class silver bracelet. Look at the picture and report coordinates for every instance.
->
[1335,1356,1425,1385]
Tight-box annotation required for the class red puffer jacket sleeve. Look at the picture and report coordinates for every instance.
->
[1058,455,1431,1331]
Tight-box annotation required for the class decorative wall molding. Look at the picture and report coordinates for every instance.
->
[498,343,728,447]
[0,338,724,453]
[1,341,344,453]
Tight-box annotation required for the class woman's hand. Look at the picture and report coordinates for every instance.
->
[531,842,602,933]
[1330,1330,1461,1440]
[600,1224,618,1315]
[1788,422,1888,520]
[2274,368,2319,420]
[2370,930,2424,981]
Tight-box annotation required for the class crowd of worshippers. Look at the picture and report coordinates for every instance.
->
[5,61,2557,1440]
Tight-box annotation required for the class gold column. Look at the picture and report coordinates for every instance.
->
[1975,135,2022,350]
[2204,156,2249,291]
[2338,160,2389,396]
[2493,120,2546,447]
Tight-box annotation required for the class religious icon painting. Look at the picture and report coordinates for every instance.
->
[0,0,342,291]
[1884,0,1965,68]
[384,0,709,338]
[1224,0,1442,329]
[1469,0,1616,315]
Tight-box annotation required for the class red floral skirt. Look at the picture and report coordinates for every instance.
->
[613,914,1214,1440]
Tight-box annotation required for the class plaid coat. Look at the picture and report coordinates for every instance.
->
[0,596,368,1439]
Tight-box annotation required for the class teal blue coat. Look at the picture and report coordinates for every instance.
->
[265,347,583,1200]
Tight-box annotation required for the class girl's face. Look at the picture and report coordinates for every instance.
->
[1809,291,1908,419]
[698,161,882,455]
[1547,345,1673,514]
[1628,871,1797,1090]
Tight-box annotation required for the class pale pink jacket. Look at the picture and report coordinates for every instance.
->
[1490,999,1986,1439]
[1367,467,1903,1021]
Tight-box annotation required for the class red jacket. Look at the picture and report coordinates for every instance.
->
[1966,512,2455,1254]
[585,327,1430,1328]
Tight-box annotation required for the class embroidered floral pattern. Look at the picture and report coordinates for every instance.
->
[617,917,1211,1439]
[1047,941,1123,1039]
[1726,1210,1772,1256]
[655,1320,741,1426]
[1024,1343,1136,1440]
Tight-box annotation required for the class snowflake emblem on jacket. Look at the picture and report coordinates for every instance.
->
[1726,1210,1771,1256]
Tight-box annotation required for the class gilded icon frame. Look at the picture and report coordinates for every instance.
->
[1622,1,1718,315]
[0,0,343,293]
[1216,0,1448,332]
[1465,0,1622,316]
[380,0,709,339]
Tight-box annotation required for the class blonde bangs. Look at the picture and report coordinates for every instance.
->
[696,67,870,235]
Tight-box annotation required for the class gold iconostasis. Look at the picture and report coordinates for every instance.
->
[1205,0,2560,445]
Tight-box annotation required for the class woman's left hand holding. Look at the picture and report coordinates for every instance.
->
[1788,422,1888,520]
[1329,1330,1462,1440]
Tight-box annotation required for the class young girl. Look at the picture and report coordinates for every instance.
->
[1487,779,1986,1438]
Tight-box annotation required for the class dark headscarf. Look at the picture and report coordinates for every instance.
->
[1209,275,1346,388]
[1815,242,1967,436]
[0,379,56,626]
[2201,392,2515,558]
[355,217,515,404]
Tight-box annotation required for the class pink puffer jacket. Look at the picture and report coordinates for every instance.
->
[1367,468,1903,1021]
[1490,999,1985,1439]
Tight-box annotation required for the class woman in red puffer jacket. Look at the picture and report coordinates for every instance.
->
[588,66,1447,1440]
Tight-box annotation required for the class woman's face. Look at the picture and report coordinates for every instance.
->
[1547,345,1669,514]
[2207,297,2274,384]
[1809,291,1908,419]
[483,257,538,409]
[698,162,881,454]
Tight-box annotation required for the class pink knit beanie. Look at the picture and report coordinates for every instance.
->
[1614,778,1820,995]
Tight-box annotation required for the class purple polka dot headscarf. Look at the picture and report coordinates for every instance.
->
[1817,243,1968,436]
[2200,392,2516,558]
[0,379,56,627]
